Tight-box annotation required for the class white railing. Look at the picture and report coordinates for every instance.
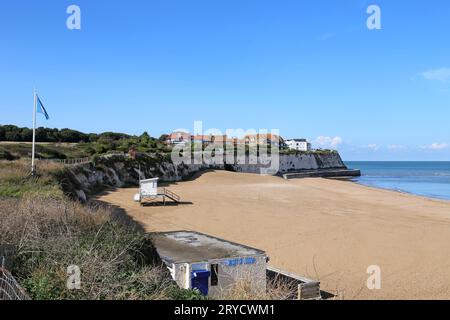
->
[41,157,92,166]
[162,188,181,202]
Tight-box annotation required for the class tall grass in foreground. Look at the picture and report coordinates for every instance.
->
[0,196,194,299]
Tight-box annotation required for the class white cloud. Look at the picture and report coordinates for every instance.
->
[365,144,380,151]
[421,142,449,150]
[421,68,450,82]
[313,136,343,149]
[388,144,406,150]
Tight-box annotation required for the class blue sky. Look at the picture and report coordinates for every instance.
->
[1,0,449,160]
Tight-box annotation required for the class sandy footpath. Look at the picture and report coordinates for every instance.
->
[96,170,450,300]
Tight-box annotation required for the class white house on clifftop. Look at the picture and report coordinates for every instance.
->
[285,139,312,152]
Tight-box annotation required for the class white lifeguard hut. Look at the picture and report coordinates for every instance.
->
[141,178,159,197]
[134,177,180,205]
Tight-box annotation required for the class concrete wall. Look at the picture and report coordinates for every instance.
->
[232,152,345,174]
[208,255,267,299]
[278,152,346,173]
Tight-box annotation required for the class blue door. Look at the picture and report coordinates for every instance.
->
[191,270,211,296]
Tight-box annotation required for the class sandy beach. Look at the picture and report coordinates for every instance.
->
[97,170,450,300]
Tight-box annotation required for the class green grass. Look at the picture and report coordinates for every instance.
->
[0,183,62,198]
[0,160,65,199]
[0,143,89,160]
[279,148,337,155]
[0,138,172,161]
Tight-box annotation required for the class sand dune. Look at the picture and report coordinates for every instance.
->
[97,170,450,300]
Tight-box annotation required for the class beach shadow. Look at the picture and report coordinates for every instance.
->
[141,201,194,207]
[91,187,127,198]
[90,169,220,194]
[91,199,147,233]
[320,290,336,300]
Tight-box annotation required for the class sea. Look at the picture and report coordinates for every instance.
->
[345,161,450,201]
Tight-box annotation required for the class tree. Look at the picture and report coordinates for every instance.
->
[159,134,169,142]
[2,125,20,141]
[5,130,21,141]
[88,133,99,142]
[98,132,131,142]
[139,132,151,145]
[59,129,85,143]
[20,127,33,142]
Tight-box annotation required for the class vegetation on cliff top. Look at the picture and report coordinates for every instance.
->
[1,124,338,162]
[0,124,167,145]
[0,125,170,161]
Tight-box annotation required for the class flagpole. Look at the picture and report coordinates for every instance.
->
[31,88,37,175]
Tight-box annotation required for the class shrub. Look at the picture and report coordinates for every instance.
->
[0,148,17,161]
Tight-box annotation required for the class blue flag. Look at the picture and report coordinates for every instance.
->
[37,95,49,120]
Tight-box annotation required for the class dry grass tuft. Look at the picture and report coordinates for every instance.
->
[214,271,295,300]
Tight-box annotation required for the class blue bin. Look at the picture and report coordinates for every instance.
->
[191,270,211,296]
